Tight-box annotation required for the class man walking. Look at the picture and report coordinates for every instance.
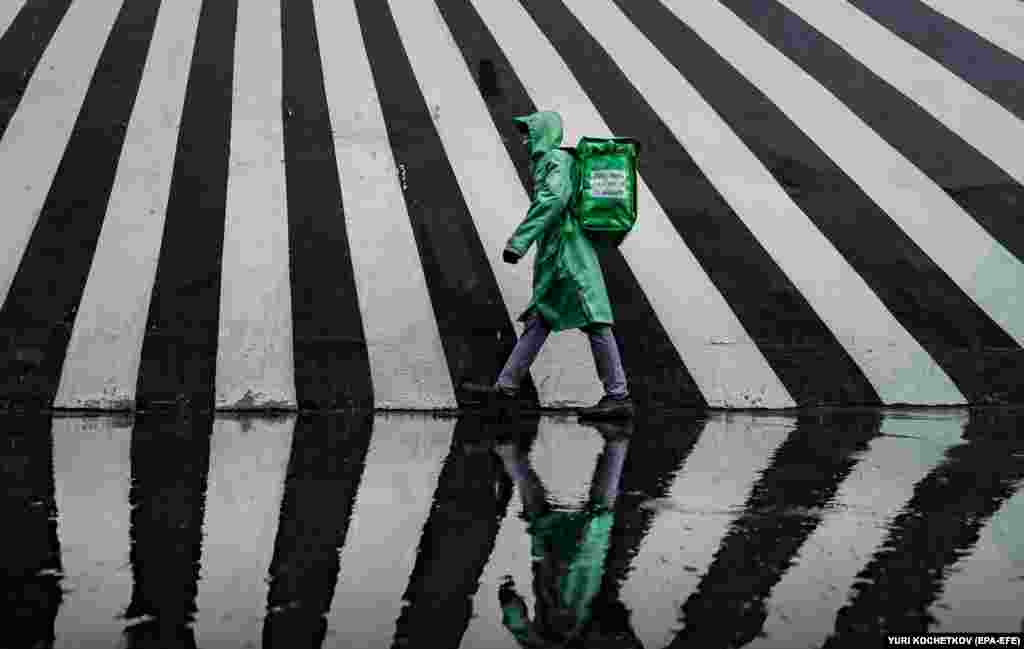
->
[465,111,633,420]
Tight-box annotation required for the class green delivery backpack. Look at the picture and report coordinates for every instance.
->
[566,137,641,248]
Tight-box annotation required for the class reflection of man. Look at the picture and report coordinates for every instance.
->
[495,421,643,648]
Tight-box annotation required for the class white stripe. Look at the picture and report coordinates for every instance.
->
[193,416,294,647]
[929,481,1024,633]
[667,0,1024,352]
[746,411,965,649]
[51,417,133,648]
[326,415,454,647]
[566,0,963,406]
[0,0,26,39]
[387,0,603,408]
[469,0,796,409]
[314,0,456,409]
[619,414,792,649]
[784,0,1024,207]
[0,0,125,308]
[918,0,1024,63]
[53,0,202,409]
[214,0,296,408]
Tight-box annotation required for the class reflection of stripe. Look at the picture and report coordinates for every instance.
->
[119,414,211,647]
[53,0,203,410]
[434,0,706,408]
[326,415,454,648]
[918,0,1024,63]
[0,413,62,648]
[391,416,532,649]
[193,416,295,647]
[848,0,1024,123]
[712,0,1024,358]
[666,412,883,649]
[263,413,374,648]
[517,0,876,407]
[135,0,237,411]
[588,0,954,407]
[393,0,602,408]
[930,485,1024,633]
[667,0,1022,405]
[529,420,605,504]
[282,0,377,409]
[470,0,794,409]
[623,415,791,648]
[0,0,122,332]
[0,0,163,409]
[216,0,295,409]
[354,0,538,407]
[0,0,72,139]
[823,410,1024,644]
[600,414,708,648]
[748,411,965,649]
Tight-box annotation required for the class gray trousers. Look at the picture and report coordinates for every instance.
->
[496,314,629,399]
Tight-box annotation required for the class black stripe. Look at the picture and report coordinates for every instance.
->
[0,0,73,141]
[391,415,533,649]
[666,411,882,649]
[433,0,707,409]
[281,0,373,409]
[823,408,1024,644]
[0,0,164,409]
[354,0,539,408]
[0,413,62,647]
[263,412,374,648]
[618,0,1024,405]
[718,1,1024,286]
[849,0,1024,123]
[135,0,236,412]
[516,0,881,407]
[122,413,213,647]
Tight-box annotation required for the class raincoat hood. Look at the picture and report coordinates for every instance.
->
[514,111,564,159]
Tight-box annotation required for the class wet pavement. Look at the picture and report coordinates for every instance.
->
[1,407,1022,648]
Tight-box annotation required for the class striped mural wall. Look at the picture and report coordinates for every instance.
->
[0,0,1022,411]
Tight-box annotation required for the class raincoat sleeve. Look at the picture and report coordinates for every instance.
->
[506,153,574,258]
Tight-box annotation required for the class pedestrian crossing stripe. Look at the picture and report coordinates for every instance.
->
[1,0,1022,411]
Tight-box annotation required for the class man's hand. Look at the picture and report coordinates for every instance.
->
[503,248,521,264]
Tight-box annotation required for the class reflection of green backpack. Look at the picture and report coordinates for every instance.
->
[566,137,641,248]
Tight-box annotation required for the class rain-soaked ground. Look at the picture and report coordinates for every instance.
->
[2,406,1023,649]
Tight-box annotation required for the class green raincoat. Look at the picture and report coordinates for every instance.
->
[506,112,614,332]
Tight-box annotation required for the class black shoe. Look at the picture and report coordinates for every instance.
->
[578,395,634,420]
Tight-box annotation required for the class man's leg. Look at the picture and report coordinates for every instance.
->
[585,325,629,399]
[579,325,633,419]
[495,313,551,394]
